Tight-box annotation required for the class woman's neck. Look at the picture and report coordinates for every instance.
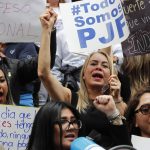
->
[87,87,103,100]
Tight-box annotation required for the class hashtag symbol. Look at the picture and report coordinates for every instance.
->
[71,5,81,16]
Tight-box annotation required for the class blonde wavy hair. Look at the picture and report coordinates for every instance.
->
[77,50,113,112]
[121,54,150,99]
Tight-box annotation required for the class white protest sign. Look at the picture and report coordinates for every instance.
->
[131,135,150,150]
[0,0,46,42]
[60,0,130,55]
[0,105,39,150]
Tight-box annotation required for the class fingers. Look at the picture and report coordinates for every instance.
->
[108,75,121,89]
[94,95,110,105]
[40,8,54,21]
[93,95,117,116]
[39,8,57,30]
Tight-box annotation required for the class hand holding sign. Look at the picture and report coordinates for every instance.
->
[39,8,57,32]
[60,0,129,55]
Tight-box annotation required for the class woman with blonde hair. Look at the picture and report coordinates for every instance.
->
[38,8,131,149]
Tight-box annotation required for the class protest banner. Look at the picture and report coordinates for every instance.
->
[131,135,150,150]
[121,0,150,57]
[60,0,129,55]
[0,0,46,42]
[0,105,39,150]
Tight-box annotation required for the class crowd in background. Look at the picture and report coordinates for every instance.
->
[0,0,150,150]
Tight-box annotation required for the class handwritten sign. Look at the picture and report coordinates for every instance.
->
[121,0,150,56]
[0,0,46,42]
[0,105,39,150]
[60,0,129,55]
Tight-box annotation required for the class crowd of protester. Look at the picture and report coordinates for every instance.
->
[0,0,150,150]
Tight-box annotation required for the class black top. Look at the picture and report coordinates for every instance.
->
[71,92,131,149]
[0,57,38,105]
[0,30,57,105]
[4,43,38,95]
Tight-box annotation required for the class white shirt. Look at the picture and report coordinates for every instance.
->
[52,7,86,81]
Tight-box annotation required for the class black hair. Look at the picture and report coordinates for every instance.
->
[26,101,81,150]
[125,86,150,136]
[0,57,13,104]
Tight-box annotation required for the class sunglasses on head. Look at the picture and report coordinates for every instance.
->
[135,103,150,115]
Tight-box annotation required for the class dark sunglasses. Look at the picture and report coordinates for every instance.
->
[135,104,150,115]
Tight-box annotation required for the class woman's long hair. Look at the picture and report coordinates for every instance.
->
[26,101,80,150]
[125,86,150,136]
[121,54,150,98]
[0,58,13,104]
[77,50,113,112]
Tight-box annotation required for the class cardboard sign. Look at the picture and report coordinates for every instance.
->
[60,0,129,55]
[0,105,39,150]
[122,0,150,56]
[0,0,46,42]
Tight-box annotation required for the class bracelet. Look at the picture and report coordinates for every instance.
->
[107,109,120,120]
[109,114,126,125]
[109,115,123,125]
[108,109,126,125]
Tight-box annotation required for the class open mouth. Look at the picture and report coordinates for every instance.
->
[0,91,4,97]
[92,72,103,79]
[65,133,76,141]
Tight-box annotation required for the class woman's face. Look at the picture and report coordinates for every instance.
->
[54,108,79,150]
[83,53,111,89]
[135,92,150,137]
[0,69,8,104]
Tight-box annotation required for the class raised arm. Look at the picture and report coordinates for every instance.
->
[38,8,71,102]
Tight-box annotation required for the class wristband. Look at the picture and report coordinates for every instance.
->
[107,109,126,125]
[107,109,120,120]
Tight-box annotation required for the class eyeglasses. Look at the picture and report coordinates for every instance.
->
[55,119,82,130]
[135,104,150,115]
